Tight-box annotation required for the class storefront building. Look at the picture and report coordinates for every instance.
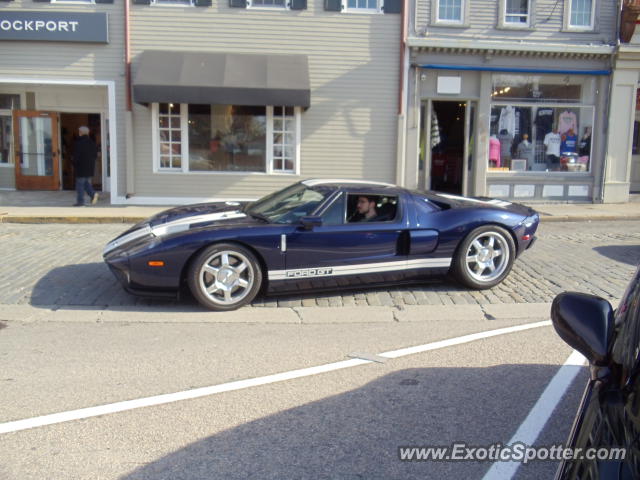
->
[603,1,640,202]
[0,3,120,198]
[1,0,404,204]
[403,0,619,203]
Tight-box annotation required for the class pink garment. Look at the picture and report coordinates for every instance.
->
[489,137,501,167]
[558,111,577,135]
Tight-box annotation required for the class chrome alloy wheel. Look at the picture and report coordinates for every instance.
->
[464,232,510,283]
[197,250,255,306]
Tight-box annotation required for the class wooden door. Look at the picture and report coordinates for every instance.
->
[14,111,60,190]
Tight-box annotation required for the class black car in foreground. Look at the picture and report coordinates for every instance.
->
[551,266,640,479]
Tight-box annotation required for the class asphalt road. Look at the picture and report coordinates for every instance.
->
[0,220,638,479]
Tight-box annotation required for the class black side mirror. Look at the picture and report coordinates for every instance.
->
[300,215,322,230]
[551,292,614,366]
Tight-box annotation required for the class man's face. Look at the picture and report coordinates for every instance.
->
[356,197,374,215]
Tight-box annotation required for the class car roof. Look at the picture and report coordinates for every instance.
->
[302,178,405,194]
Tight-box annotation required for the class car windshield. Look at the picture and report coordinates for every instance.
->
[246,183,334,224]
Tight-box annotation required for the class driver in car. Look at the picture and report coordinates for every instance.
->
[350,196,378,222]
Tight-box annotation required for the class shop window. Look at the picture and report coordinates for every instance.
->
[153,103,300,174]
[0,94,20,110]
[565,0,595,30]
[491,74,592,103]
[633,121,639,155]
[489,105,593,173]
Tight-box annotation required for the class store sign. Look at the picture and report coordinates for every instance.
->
[0,11,108,43]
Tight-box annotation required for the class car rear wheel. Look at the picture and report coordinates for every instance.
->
[451,225,515,289]
[187,243,262,311]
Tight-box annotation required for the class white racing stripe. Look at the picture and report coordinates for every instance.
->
[0,320,551,435]
[482,350,587,480]
[269,257,452,281]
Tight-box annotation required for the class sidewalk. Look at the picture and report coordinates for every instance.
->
[1,190,640,224]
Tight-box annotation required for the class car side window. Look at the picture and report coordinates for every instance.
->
[346,194,398,223]
[320,193,346,226]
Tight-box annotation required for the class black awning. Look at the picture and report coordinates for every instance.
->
[132,50,310,108]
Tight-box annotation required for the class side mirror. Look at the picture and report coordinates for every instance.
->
[551,292,614,366]
[300,215,323,230]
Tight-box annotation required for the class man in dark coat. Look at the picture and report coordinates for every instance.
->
[72,126,99,206]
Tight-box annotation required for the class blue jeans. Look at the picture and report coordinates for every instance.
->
[75,177,95,205]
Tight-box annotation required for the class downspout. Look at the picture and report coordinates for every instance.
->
[395,0,409,186]
[124,0,136,199]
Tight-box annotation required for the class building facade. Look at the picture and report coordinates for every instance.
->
[0,0,402,204]
[402,0,623,203]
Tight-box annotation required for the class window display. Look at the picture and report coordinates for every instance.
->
[488,75,594,173]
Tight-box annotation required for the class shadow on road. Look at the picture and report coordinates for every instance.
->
[117,365,585,480]
[29,263,464,311]
[593,245,640,266]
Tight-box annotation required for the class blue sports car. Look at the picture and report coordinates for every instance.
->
[104,179,539,311]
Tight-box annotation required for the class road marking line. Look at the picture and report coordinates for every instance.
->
[482,350,587,480]
[0,320,551,435]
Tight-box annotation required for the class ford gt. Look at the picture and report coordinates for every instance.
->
[103,179,539,311]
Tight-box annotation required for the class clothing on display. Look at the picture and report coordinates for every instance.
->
[431,112,441,149]
[516,139,534,165]
[558,110,577,135]
[498,106,516,136]
[543,131,561,157]
[497,130,514,160]
[578,130,591,156]
[535,108,554,137]
[489,135,501,167]
[561,131,578,154]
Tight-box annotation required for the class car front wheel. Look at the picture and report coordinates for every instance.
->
[451,225,515,289]
[187,243,262,311]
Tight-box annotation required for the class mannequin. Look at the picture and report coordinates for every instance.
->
[516,133,534,167]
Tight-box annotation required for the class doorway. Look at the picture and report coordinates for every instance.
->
[429,101,467,194]
[60,113,102,191]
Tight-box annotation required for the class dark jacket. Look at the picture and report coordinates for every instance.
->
[73,135,97,177]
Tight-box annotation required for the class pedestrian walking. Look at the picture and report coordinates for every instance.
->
[72,126,99,207]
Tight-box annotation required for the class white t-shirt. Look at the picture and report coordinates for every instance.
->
[544,132,561,157]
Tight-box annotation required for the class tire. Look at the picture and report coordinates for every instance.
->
[187,243,262,311]
[451,225,516,290]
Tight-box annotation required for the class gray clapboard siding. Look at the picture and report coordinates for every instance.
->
[130,3,401,199]
[415,0,616,44]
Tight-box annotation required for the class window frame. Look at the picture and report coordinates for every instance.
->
[247,0,288,10]
[341,0,383,15]
[564,0,596,31]
[498,0,533,29]
[51,0,96,3]
[431,0,469,27]
[152,103,301,175]
[150,0,195,6]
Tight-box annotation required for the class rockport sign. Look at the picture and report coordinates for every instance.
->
[0,11,108,43]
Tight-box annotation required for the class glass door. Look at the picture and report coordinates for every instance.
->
[13,111,60,190]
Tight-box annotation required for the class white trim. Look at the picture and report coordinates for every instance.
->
[268,257,452,281]
[499,0,531,29]
[433,0,466,25]
[407,37,613,55]
[247,0,288,9]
